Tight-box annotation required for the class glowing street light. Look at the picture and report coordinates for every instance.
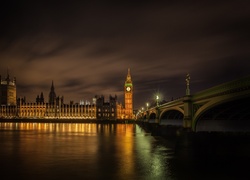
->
[146,102,149,110]
[156,95,159,107]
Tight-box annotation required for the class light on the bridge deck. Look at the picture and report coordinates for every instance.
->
[156,95,159,106]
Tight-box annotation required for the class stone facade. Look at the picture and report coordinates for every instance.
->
[0,73,16,106]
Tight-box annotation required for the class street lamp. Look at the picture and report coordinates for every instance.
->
[146,102,149,110]
[156,95,159,107]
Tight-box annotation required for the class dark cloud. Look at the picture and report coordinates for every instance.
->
[0,0,250,109]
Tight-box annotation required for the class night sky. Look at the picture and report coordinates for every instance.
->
[0,0,250,109]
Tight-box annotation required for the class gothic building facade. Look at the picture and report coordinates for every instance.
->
[0,69,134,120]
[95,95,123,120]
[17,102,96,119]
[0,80,95,119]
[95,68,134,120]
[0,72,17,106]
[16,81,95,119]
[124,68,134,119]
[49,81,57,104]
[36,92,44,104]
[0,72,17,118]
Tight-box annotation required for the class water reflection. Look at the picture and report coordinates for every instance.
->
[1,122,250,179]
[0,122,173,179]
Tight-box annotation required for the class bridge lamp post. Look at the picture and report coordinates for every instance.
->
[146,102,149,120]
[140,107,144,120]
[156,95,159,107]
[156,95,160,123]
[137,110,141,119]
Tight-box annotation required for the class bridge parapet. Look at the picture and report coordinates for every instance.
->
[193,75,250,101]
[158,98,184,110]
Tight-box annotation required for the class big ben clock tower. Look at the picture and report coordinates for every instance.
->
[124,68,133,119]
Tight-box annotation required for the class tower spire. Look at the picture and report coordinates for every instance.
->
[51,80,54,91]
[6,68,10,81]
[126,68,132,83]
[49,80,56,104]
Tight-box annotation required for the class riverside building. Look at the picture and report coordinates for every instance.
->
[16,81,96,119]
[0,71,16,106]
[0,69,135,120]
[95,95,124,120]
[0,72,17,118]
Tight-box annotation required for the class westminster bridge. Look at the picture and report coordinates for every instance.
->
[137,75,250,132]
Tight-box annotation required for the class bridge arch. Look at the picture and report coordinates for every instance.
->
[193,95,250,132]
[159,108,184,126]
[149,112,156,119]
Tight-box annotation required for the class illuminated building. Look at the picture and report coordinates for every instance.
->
[17,81,96,119]
[16,101,96,119]
[95,69,136,120]
[0,69,134,120]
[95,95,123,120]
[18,102,46,118]
[124,68,134,119]
[0,72,17,118]
[0,80,96,119]
[116,103,124,119]
[0,71,17,106]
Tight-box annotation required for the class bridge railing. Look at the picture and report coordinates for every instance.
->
[193,75,250,100]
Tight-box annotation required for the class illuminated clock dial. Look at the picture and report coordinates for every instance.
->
[126,87,131,91]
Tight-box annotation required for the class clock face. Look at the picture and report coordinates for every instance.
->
[126,87,131,91]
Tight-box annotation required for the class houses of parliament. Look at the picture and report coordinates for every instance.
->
[0,69,134,120]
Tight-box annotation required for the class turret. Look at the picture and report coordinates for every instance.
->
[49,81,57,105]
[0,70,17,105]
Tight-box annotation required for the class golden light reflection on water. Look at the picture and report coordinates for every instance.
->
[0,123,137,168]
[0,122,100,134]
[0,122,248,179]
[0,122,170,179]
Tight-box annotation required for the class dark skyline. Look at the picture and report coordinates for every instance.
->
[1,0,250,109]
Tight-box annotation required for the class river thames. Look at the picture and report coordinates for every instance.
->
[0,122,249,180]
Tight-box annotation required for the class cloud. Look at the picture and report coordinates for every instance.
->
[0,0,250,108]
